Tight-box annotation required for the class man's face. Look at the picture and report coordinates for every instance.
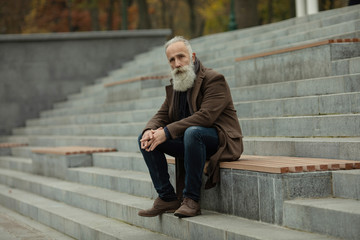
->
[166,41,194,70]
[166,41,196,92]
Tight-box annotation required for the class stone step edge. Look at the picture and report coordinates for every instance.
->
[0,184,176,240]
[0,204,74,240]
[24,90,360,128]
[283,198,360,240]
[39,73,360,117]
[235,38,360,62]
[0,156,32,163]
[98,37,358,89]
[13,114,360,137]
[0,169,337,240]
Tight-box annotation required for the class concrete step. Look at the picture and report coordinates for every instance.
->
[16,113,360,138]
[42,96,163,117]
[0,184,177,240]
[102,7,360,78]
[3,134,360,162]
[105,76,169,103]
[200,17,360,62]
[54,92,108,109]
[14,122,146,137]
[283,198,360,240]
[36,72,360,120]
[235,92,360,118]
[332,56,360,76]
[0,135,138,152]
[26,135,139,151]
[66,166,156,199]
[0,169,340,240]
[92,152,148,173]
[0,204,74,240]
[199,30,360,65]
[9,146,36,159]
[333,169,360,200]
[67,82,106,101]
[234,42,360,87]
[195,5,360,55]
[241,114,360,137]
[134,7,359,63]
[67,73,360,108]
[231,74,360,102]
[242,19,360,56]
[0,156,32,173]
[243,137,360,161]
[26,109,156,127]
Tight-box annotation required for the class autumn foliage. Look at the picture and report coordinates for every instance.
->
[0,0,348,39]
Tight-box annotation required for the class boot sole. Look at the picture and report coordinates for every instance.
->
[174,210,201,218]
[138,208,178,217]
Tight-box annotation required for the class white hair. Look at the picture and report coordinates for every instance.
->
[164,36,193,57]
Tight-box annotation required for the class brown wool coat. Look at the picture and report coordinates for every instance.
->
[144,62,243,190]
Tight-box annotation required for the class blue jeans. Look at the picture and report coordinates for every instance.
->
[138,126,219,202]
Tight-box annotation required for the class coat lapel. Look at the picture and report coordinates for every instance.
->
[190,63,206,112]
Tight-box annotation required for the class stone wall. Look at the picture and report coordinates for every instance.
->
[0,29,171,135]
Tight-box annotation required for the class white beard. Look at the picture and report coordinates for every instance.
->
[171,62,196,92]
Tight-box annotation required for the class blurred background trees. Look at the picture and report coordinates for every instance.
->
[0,0,349,39]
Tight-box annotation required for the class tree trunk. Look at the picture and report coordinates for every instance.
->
[267,0,273,23]
[137,0,151,29]
[186,0,196,38]
[160,0,166,28]
[66,0,73,31]
[89,0,100,31]
[107,0,115,30]
[235,0,259,29]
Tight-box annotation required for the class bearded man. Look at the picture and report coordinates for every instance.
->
[138,36,243,218]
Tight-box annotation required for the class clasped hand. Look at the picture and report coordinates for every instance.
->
[140,127,166,152]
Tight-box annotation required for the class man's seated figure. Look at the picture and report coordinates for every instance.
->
[138,36,243,218]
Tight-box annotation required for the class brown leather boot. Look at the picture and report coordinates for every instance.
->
[138,197,180,217]
[174,198,201,218]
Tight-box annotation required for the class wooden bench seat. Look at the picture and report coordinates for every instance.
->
[32,146,116,155]
[0,143,28,148]
[167,155,360,174]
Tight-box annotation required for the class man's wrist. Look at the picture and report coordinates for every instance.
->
[163,127,171,140]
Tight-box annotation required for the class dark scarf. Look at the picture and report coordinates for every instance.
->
[172,57,201,121]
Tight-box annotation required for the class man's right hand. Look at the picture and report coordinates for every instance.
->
[140,127,166,151]
[140,129,153,150]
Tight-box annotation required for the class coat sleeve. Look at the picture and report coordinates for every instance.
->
[166,73,231,139]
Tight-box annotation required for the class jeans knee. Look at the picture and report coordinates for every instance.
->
[138,133,144,149]
[184,126,203,141]
[138,133,143,142]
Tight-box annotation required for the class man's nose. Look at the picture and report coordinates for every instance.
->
[175,58,181,68]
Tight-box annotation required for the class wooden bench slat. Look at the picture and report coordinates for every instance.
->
[167,155,359,174]
[0,143,28,148]
[32,146,117,155]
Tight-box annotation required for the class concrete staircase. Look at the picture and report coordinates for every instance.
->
[0,5,360,240]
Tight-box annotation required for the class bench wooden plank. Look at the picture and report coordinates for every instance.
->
[167,155,360,174]
[32,146,117,155]
[0,143,28,148]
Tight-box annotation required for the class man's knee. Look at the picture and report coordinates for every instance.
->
[184,126,203,140]
[138,133,143,142]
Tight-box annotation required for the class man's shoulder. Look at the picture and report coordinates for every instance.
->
[202,66,224,81]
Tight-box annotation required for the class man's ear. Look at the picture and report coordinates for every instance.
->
[192,53,196,63]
